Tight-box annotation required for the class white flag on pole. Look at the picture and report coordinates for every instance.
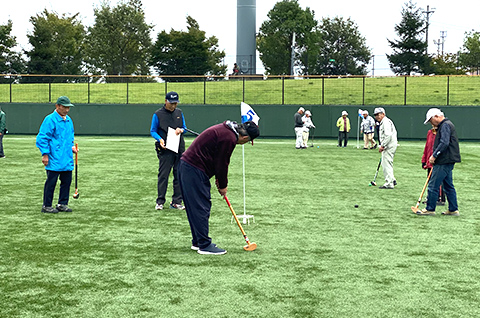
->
[241,102,260,125]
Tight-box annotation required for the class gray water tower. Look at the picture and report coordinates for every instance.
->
[236,0,256,75]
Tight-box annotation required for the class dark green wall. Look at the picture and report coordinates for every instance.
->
[0,103,477,140]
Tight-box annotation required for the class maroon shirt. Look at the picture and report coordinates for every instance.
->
[181,122,237,189]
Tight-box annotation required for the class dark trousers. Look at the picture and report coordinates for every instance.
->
[0,133,4,156]
[156,150,182,205]
[427,168,446,202]
[43,170,72,207]
[178,160,212,249]
[338,131,348,147]
[426,163,458,212]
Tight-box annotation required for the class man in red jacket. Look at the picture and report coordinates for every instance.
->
[178,120,260,255]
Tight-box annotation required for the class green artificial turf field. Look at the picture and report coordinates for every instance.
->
[1,136,479,317]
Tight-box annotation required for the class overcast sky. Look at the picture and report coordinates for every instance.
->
[1,0,479,76]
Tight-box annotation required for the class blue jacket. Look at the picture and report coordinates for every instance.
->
[36,110,75,171]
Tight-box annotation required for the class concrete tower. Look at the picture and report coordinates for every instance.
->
[236,0,256,75]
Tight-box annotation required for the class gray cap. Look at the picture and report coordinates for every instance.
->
[373,107,385,115]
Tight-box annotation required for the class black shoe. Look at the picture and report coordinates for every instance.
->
[56,204,73,212]
[197,243,227,255]
[372,144,378,149]
[393,180,397,186]
[379,186,394,189]
[41,206,58,213]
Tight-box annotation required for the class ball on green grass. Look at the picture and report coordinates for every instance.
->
[354,204,359,208]
[317,146,319,148]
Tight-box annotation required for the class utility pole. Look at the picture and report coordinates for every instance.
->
[423,5,435,55]
[433,38,441,56]
[290,32,296,76]
[371,55,375,77]
[440,31,447,55]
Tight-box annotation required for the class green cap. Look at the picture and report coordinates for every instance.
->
[56,96,74,107]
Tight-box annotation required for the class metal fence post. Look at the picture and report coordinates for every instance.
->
[404,76,407,106]
[49,82,52,103]
[282,76,285,105]
[446,76,450,106]
[9,78,13,103]
[242,76,245,102]
[126,77,129,104]
[362,77,366,106]
[88,77,91,104]
[203,76,206,104]
[322,77,325,105]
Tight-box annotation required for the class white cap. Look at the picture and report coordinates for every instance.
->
[424,108,443,124]
[298,107,305,112]
[373,107,385,115]
[305,110,312,116]
[362,110,368,115]
[342,110,348,116]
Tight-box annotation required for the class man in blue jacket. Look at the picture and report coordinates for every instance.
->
[150,91,187,211]
[36,96,78,213]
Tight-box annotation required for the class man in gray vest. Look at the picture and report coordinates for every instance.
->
[416,108,461,216]
[150,92,187,211]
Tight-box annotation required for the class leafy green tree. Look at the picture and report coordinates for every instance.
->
[430,53,465,75]
[85,0,152,78]
[150,16,226,79]
[458,31,480,74]
[387,1,430,75]
[308,17,371,75]
[25,10,85,81]
[0,20,26,76]
[257,0,317,75]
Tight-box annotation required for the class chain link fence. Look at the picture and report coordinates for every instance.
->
[1,74,480,105]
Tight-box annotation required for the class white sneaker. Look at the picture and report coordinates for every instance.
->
[155,204,163,210]
[191,245,199,251]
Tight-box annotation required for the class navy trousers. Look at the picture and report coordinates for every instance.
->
[43,170,72,207]
[178,160,212,249]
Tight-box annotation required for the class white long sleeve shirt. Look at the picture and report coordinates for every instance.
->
[379,116,397,149]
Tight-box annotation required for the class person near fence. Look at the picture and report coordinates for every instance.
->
[294,107,305,149]
[374,107,398,189]
[232,63,240,76]
[0,107,7,158]
[178,120,260,255]
[302,110,315,148]
[150,91,187,211]
[36,96,78,213]
[360,110,377,149]
[417,108,461,216]
[421,125,446,205]
[336,110,350,147]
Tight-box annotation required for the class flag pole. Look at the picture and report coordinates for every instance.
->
[242,144,247,222]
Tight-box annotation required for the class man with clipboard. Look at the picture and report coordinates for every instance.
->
[150,91,187,211]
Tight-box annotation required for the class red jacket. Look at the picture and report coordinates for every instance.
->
[421,129,436,169]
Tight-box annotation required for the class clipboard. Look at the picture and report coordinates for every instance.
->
[165,127,180,153]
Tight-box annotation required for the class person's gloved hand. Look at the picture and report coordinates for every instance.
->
[422,162,427,169]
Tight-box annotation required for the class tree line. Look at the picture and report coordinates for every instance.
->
[1,0,479,82]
